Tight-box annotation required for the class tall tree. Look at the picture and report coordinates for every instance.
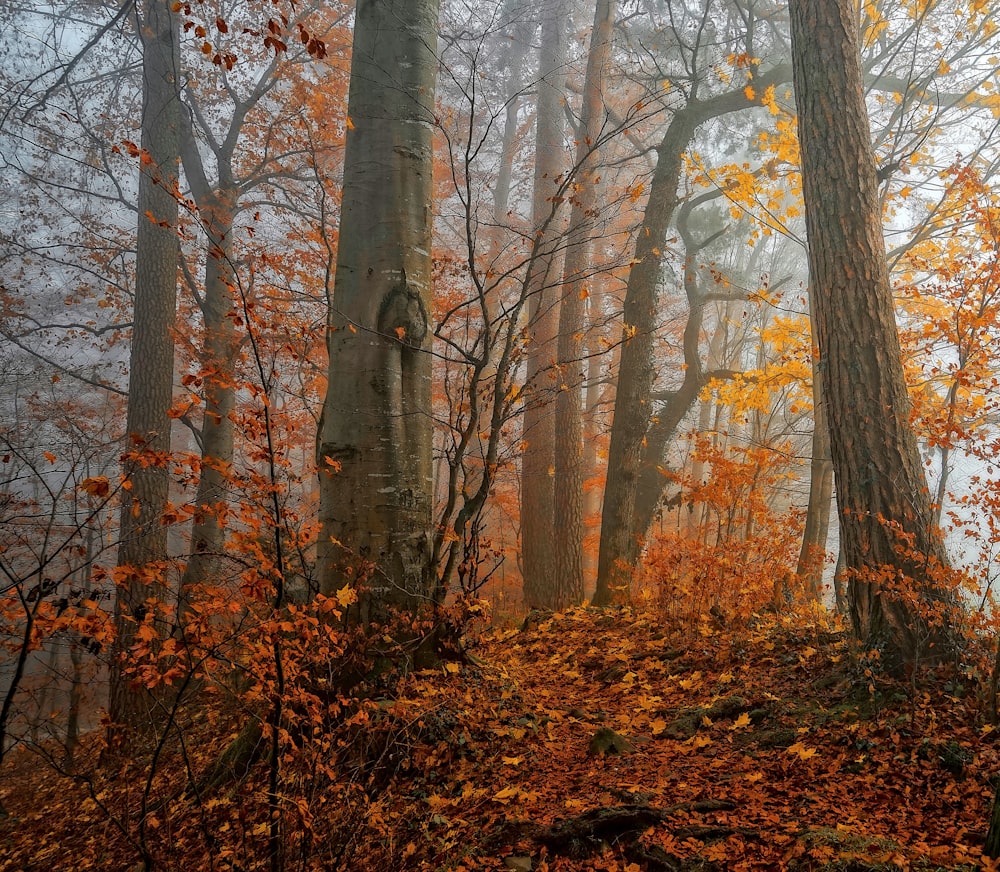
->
[520,0,567,609]
[108,0,181,731]
[552,0,615,608]
[788,0,958,666]
[317,0,440,618]
[592,61,791,605]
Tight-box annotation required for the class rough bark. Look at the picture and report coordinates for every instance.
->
[551,0,615,608]
[317,0,440,617]
[789,0,958,666]
[109,0,180,732]
[521,1,566,609]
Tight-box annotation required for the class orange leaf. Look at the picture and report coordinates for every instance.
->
[80,476,111,498]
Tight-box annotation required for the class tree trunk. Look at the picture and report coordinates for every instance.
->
[591,68,792,605]
[795,325,834,601]
[593,111,696,605]
[551,0,615,608]
[789,0,958,667]
[177,183,238,606]
[109,0,180,732]
[317,0,440,618]
[521,1,566,609]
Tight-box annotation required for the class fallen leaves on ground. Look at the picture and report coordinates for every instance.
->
[1,605,997,870]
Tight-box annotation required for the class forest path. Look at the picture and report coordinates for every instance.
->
[381,606,993,870]
[0,605,993,871]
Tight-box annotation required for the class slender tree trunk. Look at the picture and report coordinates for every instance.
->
[521,1,566,609]
[109,0,180,732]
[593,111,696,605]
[551,0,615,608]
[591,70,793,605]
[582,276,608,593]
[795,324,834,601]
[789,0,958,667]
[178,190,238,604]
[317,0,440,618]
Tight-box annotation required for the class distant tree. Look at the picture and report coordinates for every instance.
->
[788,0,958,666]
[108,0,181,732]
[521,0,567,610]
[551,0,615,608]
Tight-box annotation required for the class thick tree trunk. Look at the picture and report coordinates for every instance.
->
[109,0,180,732]
[551,0,615,608]
[521,1,566,609]
[789,0,958,667]
[317,0,440,618]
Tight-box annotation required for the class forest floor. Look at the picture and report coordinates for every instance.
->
[2,604,999,871]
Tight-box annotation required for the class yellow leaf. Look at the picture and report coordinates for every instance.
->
[501,756,523,766]
[650,717,668,736]
[744,85,755,101]
[493,786,518,803]
[731,712,751,730]
[444,661,460,674]
[336,584,358,607]
[786,741,817,760]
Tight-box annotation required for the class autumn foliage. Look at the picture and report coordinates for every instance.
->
[5,606,1000,870]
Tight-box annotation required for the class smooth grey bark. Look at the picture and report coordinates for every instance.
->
[317,0,440,617]
[789,0,958,666]
[521,0,567,609]
[109,0,180,732]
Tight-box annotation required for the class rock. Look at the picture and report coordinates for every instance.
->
[588,726,635,755]
[503,856,533,872]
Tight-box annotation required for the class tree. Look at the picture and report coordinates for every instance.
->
[317,0,441,623]
[551,0,615,608]
[788,0,958,666]
[109,0,181,732]
[521,0,567,609]
[592,25,792,604]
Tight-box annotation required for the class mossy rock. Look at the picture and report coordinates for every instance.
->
[787,826,905,871]
[755,727,798,750]
[663,697,749,740]
[587,727,635,756]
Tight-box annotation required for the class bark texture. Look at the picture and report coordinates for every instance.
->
[109,0,181,731]
[789,0,957,666]
[521,1,566,609]
[551,0,615,608]
[317,0,440,617]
